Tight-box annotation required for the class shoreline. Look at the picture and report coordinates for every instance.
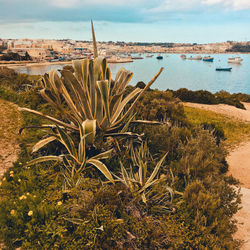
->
[0,60,72,68]
[1,52,250,68]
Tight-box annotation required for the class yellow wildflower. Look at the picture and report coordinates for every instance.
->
[18,179,21,182]
[10,171,14,174]
[28,211,33,216]
[57,201,62,206]
[19,195,27,200]
[10,210,16,216]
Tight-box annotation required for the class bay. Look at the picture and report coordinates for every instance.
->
[14,53,250,94]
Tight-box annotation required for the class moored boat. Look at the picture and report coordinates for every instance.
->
[107,56,133,63]
[156,54,163,60]
[146,54,153,58]
[131,56,144,59]
[203,56,214,62]
[188,55,202,60]
[216,67,232,71]
[180,54,186,59]
[228,57,243,64]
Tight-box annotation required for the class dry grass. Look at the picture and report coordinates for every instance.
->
[184,106,250,148]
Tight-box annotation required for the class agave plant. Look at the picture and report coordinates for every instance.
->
[25,122,114,189]
[19,21,163,144]
[115,143,168,203]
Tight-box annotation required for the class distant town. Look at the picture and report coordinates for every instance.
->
[0,38,250,64]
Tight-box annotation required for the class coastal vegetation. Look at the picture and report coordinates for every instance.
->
[171,88,249,109]
[184,106,250,147]
[0,26,247,248]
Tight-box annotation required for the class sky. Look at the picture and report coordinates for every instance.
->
[0,0,250,43]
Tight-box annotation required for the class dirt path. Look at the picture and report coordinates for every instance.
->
[227,143,250,250]
[184,102,250,122]
[184,101,250,249]
[0,99,22,177]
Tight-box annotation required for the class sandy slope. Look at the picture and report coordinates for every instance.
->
[184,102,250,122]
[0,99,22,177]
[227,143,250,250]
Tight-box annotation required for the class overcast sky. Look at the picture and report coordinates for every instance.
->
[0,0,249,43]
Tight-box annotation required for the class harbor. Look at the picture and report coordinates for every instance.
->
[11,53,250,94]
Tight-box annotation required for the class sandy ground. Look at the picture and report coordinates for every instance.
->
[0,99,22,177]
[184,102,250,122]
[227,143,250,250]
[184,101,250,249]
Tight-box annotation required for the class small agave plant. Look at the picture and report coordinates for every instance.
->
[25,122,114,189]
[115,143,168,203]
[19,21,163,145]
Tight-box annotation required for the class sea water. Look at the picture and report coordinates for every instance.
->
[14,53,250,94]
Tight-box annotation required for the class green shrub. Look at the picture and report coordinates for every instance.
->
[171,88,246,109]
[173,88,217,105]
[232,92,250,102]
[135,90,187,125]
[215,90,245,109]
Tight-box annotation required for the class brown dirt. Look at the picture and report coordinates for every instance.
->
[184,101,250,249]
[184,102,250,122]
[0,99,22,177]
[227,143,250,250]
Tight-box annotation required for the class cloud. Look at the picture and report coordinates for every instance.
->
[148,0,250,12]
[148,0,202,13]
[0,0,249,27]
[202,0,250,10]
[49,0,144,8]
[50,0,81,8]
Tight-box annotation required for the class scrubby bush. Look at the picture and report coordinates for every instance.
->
[135,90,187,125]
[232,92,250,102]
[171,88,246,109]
[170,129,228,188]
[172,88,217,104]
[215,90,245,109]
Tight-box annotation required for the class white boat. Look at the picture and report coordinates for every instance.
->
[107,56,133,63]
[228,57,243,64]
[187,55,202,60]
[146,54,153,58]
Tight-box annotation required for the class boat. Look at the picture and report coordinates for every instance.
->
[180,55,186,59]
[107,56,133,63]
[187,55,202,60]
[156,54,163,60]
[131,56,143,60]
[145,54,153,58]
[203,56,214,62]
[216,67,232,71]
[228,57,243,64]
